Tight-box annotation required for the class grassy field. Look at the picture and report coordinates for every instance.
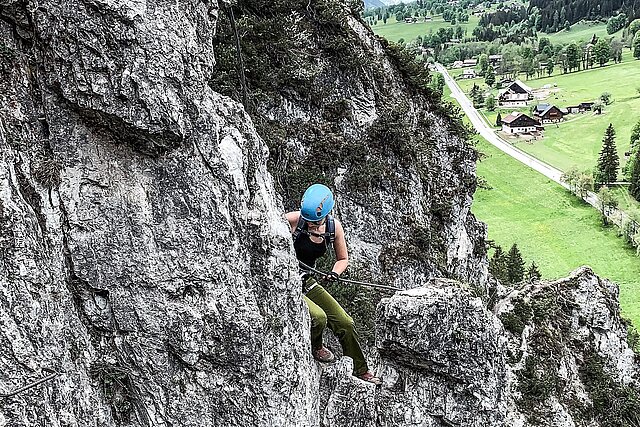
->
[541,21,612,46]
[472,138,640,327]
[371,14,480,43]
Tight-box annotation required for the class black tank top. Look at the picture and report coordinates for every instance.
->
[294,226,329,268]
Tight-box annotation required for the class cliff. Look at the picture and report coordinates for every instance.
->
[0,1,638,426]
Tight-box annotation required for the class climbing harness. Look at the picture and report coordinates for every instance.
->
[298,261,401,292]
[0,371,59,399]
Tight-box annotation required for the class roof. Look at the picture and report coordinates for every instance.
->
[535,105,563,118]
[501,112,540,126]
[534,103,550,113]
[510,80,532,93]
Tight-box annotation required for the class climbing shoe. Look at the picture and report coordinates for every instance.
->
[356,371,382,385]
[312,346,336,363]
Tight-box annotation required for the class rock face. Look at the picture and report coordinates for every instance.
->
[318,268,640,427]
[1,1,638,427]
[1,1,316,426]
[210,0,488,290]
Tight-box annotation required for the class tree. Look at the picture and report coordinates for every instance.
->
[545,58,555,76]
[631,120,640,150]
[610,39,623,63]
[630,149,640,202]
[595,123,619,186]
[506,244,525,285]
[600,92,612,105]
[478,53,489,76]
[593,38,611,66]
[485,95,496,111]
[526,261,541,282]
[469,83,480,100]
[496,112,502,127]
[485,69,495,87]
[561,166,580,193]
[431,72,445,96]
[634,32,640,60]
[565,42,581,72]
[489,246,508,284]
[592,100,604,114]
[577,173,594,199]
[538,37,551,54]
[597,186,618,226]
[629,19,640,38]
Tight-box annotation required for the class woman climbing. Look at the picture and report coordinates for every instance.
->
[285,183,382,386]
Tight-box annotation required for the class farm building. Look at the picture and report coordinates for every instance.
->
[462,69,476,79]
[501,112,542,134]
[533,104,565,123]
[497,80,533,107]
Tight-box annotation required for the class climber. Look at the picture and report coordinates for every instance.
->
[285,183,382,386]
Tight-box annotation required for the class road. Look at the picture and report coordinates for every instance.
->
[435,64,628,227]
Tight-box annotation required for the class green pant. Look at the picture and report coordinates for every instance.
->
[303,281,368,375]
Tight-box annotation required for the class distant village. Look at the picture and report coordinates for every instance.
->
[452,55,598,138]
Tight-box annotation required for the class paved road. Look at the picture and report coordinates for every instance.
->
[435,64,627,226]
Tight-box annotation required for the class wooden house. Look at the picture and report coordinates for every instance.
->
[501,112,542,134]
[533,104,564,123]
[497,80,533,107]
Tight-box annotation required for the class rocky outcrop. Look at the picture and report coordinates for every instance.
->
[317,268,640,427]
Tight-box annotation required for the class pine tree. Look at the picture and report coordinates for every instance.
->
[496,112,502,127]
[506,244,525,285]
[485,69,495,87]
[630,149,640,202]
[489,246,508,284]
[595,123,619,186]
[527,261,541,282]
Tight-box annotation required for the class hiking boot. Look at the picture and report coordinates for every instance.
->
[312,346,336,363]
[356,371,382,385]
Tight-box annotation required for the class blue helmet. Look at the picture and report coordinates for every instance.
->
[300,184,335,221]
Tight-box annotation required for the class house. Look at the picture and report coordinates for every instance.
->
[463,58,477,67]
[501,112,542,134]
[579,102,594,111]
[452,60,464,68]
[404,17,415,23]
[497,80,533,107]
[566,105,581,114]
[533,104,564,123]
[424,16,433,21]
[462,69,476,79]
[488,54,502,65]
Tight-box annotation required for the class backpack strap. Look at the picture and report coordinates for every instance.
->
[293,216,307,243]
[325,215,336,246]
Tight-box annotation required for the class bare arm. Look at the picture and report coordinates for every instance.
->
[285,211,300,234]
[331,219,349,275]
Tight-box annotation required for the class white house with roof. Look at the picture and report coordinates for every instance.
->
[497,80,533,107]
[501,112,542,134]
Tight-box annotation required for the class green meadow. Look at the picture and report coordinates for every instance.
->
[472,138,640,327]
[541,21,612,45]
[371,15,480,43]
